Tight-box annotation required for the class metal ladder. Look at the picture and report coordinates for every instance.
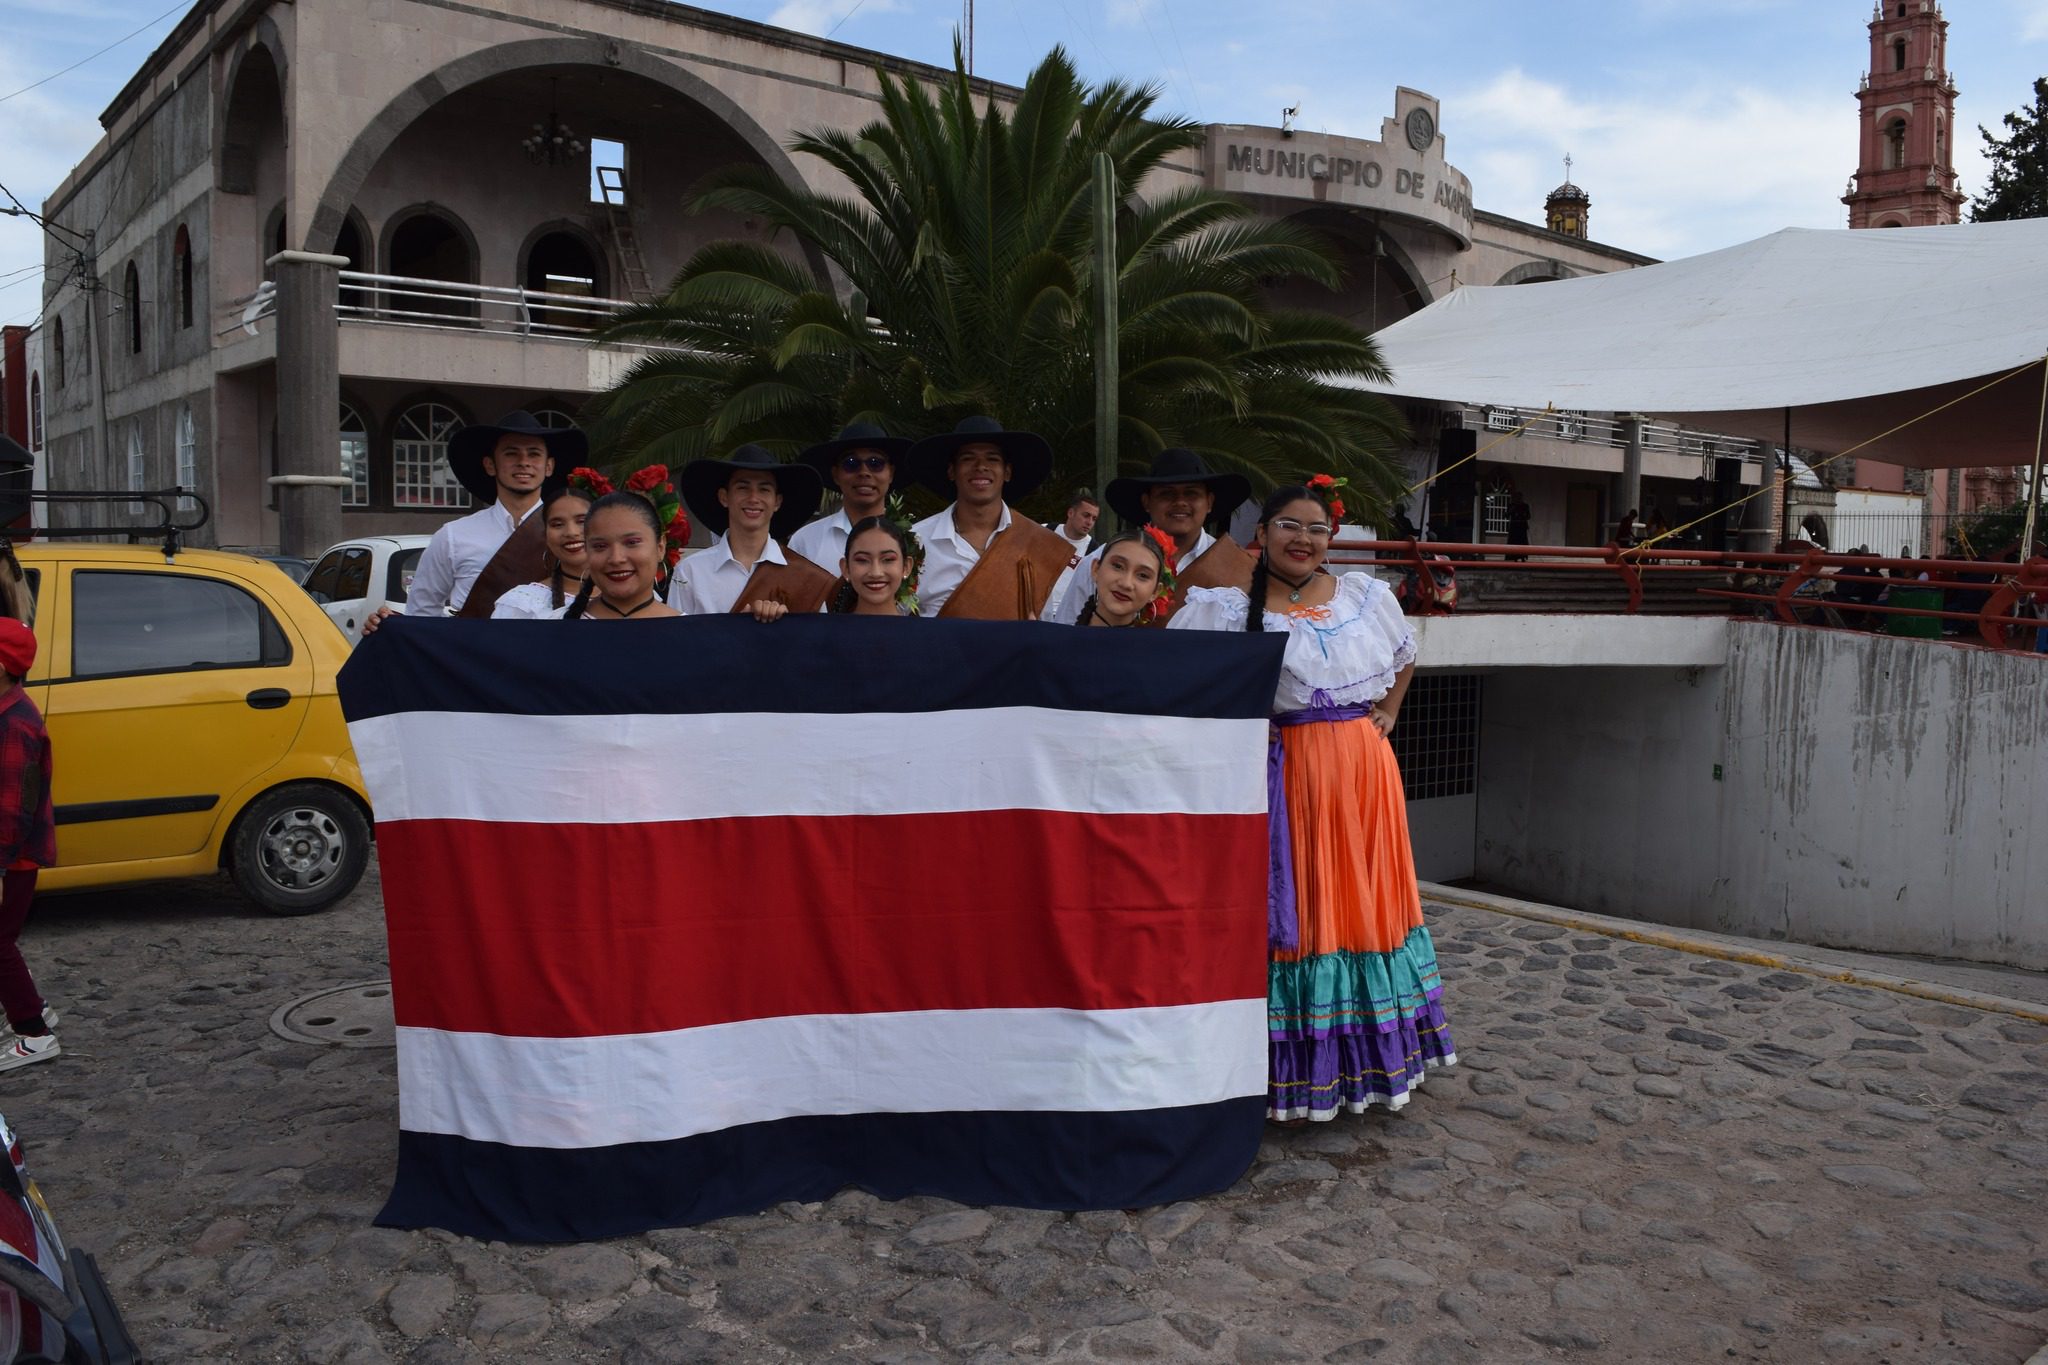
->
[596,165,655,303]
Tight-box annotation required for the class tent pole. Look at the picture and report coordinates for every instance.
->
[1780,407,1793,544]
[2023,356,2048,559]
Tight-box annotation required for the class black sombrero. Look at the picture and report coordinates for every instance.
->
[679,444,824,542]
[905,416,1053,502]
[797,422,912,478]
[446,411,581,502]
[1105,448,1251,530]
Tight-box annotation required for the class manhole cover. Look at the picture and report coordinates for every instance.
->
[270,980,395,1048]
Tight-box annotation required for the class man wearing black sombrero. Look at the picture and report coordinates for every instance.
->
[402,410,580,621]
[1046,448,1253,625]
[787,422,909,572]
[667,445,827,615]
[906,416,1076,619]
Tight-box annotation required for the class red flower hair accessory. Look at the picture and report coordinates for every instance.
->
[567,467,614,498]
[1140,524,1180,621]
[1305,472,1349,523]
[620,465,690,570]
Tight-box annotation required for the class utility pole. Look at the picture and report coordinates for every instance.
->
[962,0,975,76]
[1092,153,1118,526]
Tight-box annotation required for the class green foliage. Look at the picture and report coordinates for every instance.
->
[1970,76,2048,223]
[587,44,1408,524]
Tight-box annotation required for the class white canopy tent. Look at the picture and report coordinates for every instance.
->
[1351,220,2048,469]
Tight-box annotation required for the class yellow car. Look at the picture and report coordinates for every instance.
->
[13,543,370,915]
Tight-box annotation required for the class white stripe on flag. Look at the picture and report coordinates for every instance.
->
[350,707,1267,824]
[397,1000,1267,1149]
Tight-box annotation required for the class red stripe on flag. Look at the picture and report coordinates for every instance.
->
[379,810,1267,1037]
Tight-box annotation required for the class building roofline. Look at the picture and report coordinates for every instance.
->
[102,0,1021,129]
[1473,208,1659,266]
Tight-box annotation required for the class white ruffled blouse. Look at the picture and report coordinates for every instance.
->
[490,582,570,620]
[1167,571,1417,714]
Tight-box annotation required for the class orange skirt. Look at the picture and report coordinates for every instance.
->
[1272,718,1423,963]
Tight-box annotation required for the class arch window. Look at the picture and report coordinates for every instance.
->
[1886,119,1907,170]
[1892,38,1906,72]
[340,402,370,508]
[334,214,370,314]
[529,407,580,431]
[175,406,197,491]
[524,229,607,332]
[124,261,142,356]
[387,212,475,320]
[28,375,41,452]
[391,401,468,508]
[174,225,193,329]
[51,318,64,389]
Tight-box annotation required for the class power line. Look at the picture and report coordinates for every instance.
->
[1157,1,1205,123]
[0,0,190,106]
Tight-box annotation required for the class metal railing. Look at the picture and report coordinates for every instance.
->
[1460,405,1768,467]
[1328,540,2048,653]
[218,272,642,342]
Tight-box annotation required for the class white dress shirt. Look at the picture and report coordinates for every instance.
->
[666,533,789,616]
[1043,524,1093,615]
[786,509,854,573]
[909,502,1014,617]
[405,500,540,616]
[1046,528,1215,625]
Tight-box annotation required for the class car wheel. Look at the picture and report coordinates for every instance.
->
[229,783,371,916]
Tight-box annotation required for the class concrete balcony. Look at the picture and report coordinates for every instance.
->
[215,271,653,393]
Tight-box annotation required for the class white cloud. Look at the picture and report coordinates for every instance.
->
[1437,68,1858,259]
[766,0,906,37]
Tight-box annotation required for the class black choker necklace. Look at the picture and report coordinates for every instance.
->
[598,593,661,618]
[1267,566,1316,604]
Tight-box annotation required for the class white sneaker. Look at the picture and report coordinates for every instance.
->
[2,1007,54,1038]
[0,1032,58,1072]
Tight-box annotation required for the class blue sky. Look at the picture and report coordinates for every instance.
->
[4,0,2047,327]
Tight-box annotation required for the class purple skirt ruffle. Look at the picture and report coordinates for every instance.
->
[1268,997,1457,1121]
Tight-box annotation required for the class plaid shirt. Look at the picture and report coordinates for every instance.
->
[0,687,55,871]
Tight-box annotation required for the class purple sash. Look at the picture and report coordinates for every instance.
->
[1266,701,1374,952]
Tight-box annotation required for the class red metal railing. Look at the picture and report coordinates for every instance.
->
[1325,540,2048,654]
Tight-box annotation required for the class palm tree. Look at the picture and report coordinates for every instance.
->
[588,44,1408,522]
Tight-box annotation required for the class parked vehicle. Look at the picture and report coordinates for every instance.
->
[254,554,313,585]
[303,536,431,643]
[0,1111,140,1363]
[15,542,371,916]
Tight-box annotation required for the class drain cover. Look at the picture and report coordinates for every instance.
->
[270,980,396,1048]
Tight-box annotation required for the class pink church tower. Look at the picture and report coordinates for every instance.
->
[1842,0,1965,227]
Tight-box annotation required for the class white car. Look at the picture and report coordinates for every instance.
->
[303,534,432,642]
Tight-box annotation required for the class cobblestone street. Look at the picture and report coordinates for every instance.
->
[8,859,2047,1363]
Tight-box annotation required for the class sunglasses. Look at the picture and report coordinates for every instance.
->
[837,454,892,473]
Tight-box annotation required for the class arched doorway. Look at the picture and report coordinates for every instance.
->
[1266,210,1429,336]
[385,210,477,319]
[333,212,371,314]
[522,227,607,332]
[219,39,287,295]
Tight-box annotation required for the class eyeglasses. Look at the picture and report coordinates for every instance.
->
[837,454,891,473]
[1270,518,1333,539]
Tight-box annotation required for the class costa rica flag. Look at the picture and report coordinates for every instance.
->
[341,616,1283,1241]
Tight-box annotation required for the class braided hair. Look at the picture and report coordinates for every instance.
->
[1079,527,1170,627]
[538,485,595,609]
[565,491,662,620]
[1245,485,1332,633]
[831,516,916,614]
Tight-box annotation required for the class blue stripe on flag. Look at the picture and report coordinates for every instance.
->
[339,616,1285,723]
[377,1098,1268,1242]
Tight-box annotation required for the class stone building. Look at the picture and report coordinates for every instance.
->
[29,0,1668,555]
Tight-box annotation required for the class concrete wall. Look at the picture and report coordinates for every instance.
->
[1475,622,2048,969]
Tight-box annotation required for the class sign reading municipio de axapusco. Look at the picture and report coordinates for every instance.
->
[1203,89,1474,249]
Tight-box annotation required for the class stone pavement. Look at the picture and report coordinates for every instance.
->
[8,859,2048,1363]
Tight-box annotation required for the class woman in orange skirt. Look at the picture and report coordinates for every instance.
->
[1171,482,1456,1119]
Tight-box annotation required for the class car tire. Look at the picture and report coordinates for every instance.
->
[228,783,371,916]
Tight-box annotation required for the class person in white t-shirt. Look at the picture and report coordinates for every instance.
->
[788,422,909,571]
[1043,488,1099,610]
